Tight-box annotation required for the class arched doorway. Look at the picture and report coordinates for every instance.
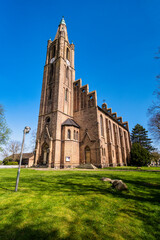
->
[42,143,49,165]
[85,146,91,164]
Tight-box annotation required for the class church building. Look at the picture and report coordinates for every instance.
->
[34,17,131,168]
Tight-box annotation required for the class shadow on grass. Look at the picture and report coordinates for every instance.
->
[120,208,160,239]
[0,213,112,240]
[1,172,160,205]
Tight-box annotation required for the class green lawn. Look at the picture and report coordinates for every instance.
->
[103,166,160,171]
[0,169,160,240]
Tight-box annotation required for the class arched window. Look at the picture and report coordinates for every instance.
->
[66,67,69,79]
[74,130,76,140]
[65,88,68,101]
[67,129,71,139]
[66,47,69,60]
[100,115,104,136]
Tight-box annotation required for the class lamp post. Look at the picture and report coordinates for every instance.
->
[15,126,31,192]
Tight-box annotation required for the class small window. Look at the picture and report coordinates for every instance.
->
[104,148,106,156]
[67,129,71,139]
[89,95,93,99]
[82,89,85,93]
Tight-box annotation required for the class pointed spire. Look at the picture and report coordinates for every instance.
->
[54,17,69,42]
[59,16,66,25]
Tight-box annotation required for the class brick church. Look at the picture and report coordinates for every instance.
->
[34,17,131,168]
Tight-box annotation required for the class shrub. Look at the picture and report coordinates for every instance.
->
[3,158,12,165]
[130,142,151,166]
[5,161,18,165]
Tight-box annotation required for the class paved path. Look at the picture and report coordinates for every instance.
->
[0,165,18,169]
[30,168,160,172]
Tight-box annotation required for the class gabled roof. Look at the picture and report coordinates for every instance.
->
[62,118,80,128]
[7,153,34,160]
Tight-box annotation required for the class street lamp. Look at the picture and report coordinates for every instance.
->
[15,126,31,192]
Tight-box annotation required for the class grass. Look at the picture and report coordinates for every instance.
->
[0,169,160,240]
[103,166,160,171]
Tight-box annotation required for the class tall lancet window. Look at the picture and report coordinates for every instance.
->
[52,45,56,58]
[65,88,68,101]
[66,66,69,79]
[109,121,113,142]
[66,47,69,60]
[48,88,52,100]
[100,115,104,137]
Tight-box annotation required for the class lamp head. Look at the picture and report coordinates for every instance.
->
[24,126,31,134]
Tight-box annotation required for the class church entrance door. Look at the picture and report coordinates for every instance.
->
[85,146,91,164]
[42,143,49,165]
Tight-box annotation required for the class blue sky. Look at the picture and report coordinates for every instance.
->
[0,0,160,155]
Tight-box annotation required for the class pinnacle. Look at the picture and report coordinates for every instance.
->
[59,16,66,25]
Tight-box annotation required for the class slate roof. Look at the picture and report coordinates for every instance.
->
[62,118,80,128]
[7,153,34,160]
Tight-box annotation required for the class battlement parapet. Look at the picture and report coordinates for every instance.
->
[101,103,129,130]
[73,79,97,111]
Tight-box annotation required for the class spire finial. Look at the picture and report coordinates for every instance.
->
[60,16,66,25]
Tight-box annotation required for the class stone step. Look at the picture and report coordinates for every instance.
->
[76,163,97,169]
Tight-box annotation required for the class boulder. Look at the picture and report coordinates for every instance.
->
[111,180,128,191]
[101,177,112,182]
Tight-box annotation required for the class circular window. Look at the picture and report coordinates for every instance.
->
[46,117,50,123]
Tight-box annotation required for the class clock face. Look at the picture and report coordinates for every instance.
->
[50,58,55,64]
[66,59,70,66]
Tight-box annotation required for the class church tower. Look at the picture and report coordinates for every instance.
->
[35,17,76,168]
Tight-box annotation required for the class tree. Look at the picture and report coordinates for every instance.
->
[148,82,160,142]
[2,148,9,159]
[150,151,160,166]
[8,140,21,160]
[30,129,37,152]
[0,105,11,151]
[148,47,160,142]
[130,143,151,166]
[131,124,154,152]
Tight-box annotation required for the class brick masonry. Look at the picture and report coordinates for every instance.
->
[34,18,131,168]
